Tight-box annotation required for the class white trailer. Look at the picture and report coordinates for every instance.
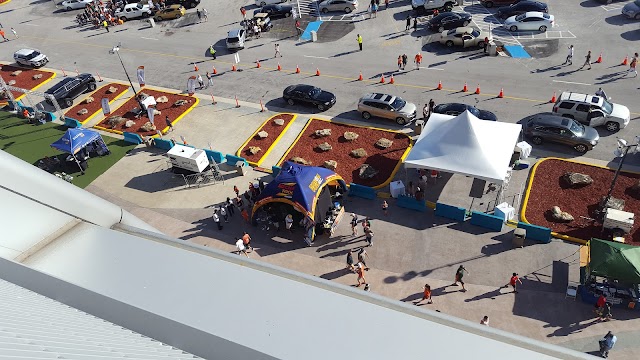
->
[166,144,209,173]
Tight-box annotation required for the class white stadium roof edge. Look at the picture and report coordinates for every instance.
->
[0,149,591,360]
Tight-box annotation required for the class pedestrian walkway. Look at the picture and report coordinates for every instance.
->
[260,115,309,167]
[295,0,319,17]
[459,0,521,46]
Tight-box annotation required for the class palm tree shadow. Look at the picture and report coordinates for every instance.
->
[464,287,508,302]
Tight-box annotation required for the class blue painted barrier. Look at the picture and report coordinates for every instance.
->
[348,183,376,200]
[225,154,248,166]
[435,203,467,222]
[470,211,504,232]
[397,195,428,212]
[44,112,56,122]
[123,132,143,145]
[64,117,81,128]
[204,149,225,164]
[272,166,281,177]
[154,138,175,150]
[517,222,551,244]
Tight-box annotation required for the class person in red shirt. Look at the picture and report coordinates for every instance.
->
[505,272,522,293]
[414,284,433,305]
[414,53,423,70]
[242,231,253,252]
[595,294,607,314]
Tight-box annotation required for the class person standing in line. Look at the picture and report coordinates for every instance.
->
[401,54,408,70]
[356,262,367,287]
[414,284,433,305]
[242,231,253,252]
[213,209,222,230]
[196,8,202,22]
[226,197,235,217]
[236,238,249,257]
[202,8,208,22]
[285,214,293,232]
[10,27,17,38]
[357,34,363,51]
[624,52,638,78]
[405,14,411,31]
[564,44,574,65]
[206,71,213,88]
[197,73,204,88]
[350,213,359,236]
[579,50,592,70]
[274,43,282,58]
[505,272,522,293]
[414,52,422,70]
[220,206,228,223]
[165,115,174,132]
[382,200,389,216]
[599,331,616,358]
[358,247,369,270]
[480,316,489,326]
[364,225,374,247]
[346,249,356,271]
[103,20,109,33]
[451,265,469,291]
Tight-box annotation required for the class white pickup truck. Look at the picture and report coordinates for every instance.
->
[115,3,154,21]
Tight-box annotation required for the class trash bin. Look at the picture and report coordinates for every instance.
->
[414,120,424,135]
[488,41,498,56]
[513,228,526,248]
[235,161,248,176]
[310,30,317,42]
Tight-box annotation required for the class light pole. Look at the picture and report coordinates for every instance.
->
[109,43,145,110]
[600,137,639,217]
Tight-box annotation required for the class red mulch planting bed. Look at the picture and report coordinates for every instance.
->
[0,64,54,99]
[64,83,125,123]
[95,89,194,137]
[240,113,295,164]
[280,119,411,187]
[524,159,640,245]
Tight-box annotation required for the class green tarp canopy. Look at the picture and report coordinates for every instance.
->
[588,238,640,284]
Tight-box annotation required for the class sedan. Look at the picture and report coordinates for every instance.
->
[427,12,472,33]
[439,27,491,48]
[283,84,336,111]
[255,0,287,6]
[318,0,358,14]
[523,113,599,154]
[154,5,185,21]
[432,103,497,121]
[480,0,519,7]
[504,12,553,32]
[254,4,293,18]
[61,0,92,11]
[622,0,640,20]
[497,1,547,18]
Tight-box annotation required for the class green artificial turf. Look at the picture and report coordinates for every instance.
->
[0,111,135,188]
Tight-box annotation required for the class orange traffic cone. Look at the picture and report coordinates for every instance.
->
[463,82,468,92]
[256,59,261,68]
[596,52,602,64]
[389,74,395,84]
[296,65,300,74]
[316,68,321,76]
[380,74,385,83]
[358,71,363,81]
[277,63,282,71]
[622,55,628,66]
[550,91,557,103]
[232,64,237,71]
[436,80,442,90]
[212,66,217,75]
[474,84,480,94]
[194,64,199,72]
[498,88,504,98]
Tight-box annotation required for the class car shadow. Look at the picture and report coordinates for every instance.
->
[620,29,640,41]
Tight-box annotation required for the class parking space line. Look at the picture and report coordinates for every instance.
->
[141,37,159,41]
[419,67,445,70]
[458,0,521,46]
[601,4,626,11]
[552,80,592,86]
[304,55,331,59]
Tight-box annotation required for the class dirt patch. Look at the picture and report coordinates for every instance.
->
[0,64,55,100]
[94,89,195,137]
[524,158,640,245]
[279,119,410,187]
[238,113,295,165]
[64,83,126,124]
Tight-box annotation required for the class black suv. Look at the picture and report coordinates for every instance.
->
[497,1,548,18]
[45,74,97,108]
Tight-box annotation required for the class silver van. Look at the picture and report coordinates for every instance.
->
[357,93,417,125]
[226,29,246,50]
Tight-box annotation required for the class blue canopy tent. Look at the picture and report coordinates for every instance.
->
[252,162,348,244]
[50,128,109,173]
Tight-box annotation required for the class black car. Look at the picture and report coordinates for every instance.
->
[283,84,336,111]
[497,1,548,18]
[45,73,97,108]
[164,0,200,9]
[254,4,293,18]
[427,12,472,32]
[432,103,497,121]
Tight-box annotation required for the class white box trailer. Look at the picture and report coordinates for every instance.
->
[167,144,209,173]
[603,208,634,237]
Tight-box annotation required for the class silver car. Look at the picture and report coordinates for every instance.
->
[622,0,640,20]
[504,11,554,32]
[318,0,358,14]
[61,0,92,11]
[13,48,49,68]
[439,27,491,48]
[357,93,417,125]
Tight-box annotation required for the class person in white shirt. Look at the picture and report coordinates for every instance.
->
[564,45,574,65]
[235,239,249,257]
[480,316,489,326]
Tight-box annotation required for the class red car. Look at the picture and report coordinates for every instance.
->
[480,0,519,8]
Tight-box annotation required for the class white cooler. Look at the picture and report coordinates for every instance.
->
[515,141,532,159]
[389,180,405,198]
[494,202,515,221]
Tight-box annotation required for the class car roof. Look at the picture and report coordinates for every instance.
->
[453,27,476,34]
[292,84,314,91]
[361,93,395,103]
[520,11,546,17]
[14,48,38,56]
[529,113,571,127]
[167,4,182,9]
[228,29,243,37]
[558,92,603,106]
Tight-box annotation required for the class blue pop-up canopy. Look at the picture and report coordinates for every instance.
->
[50,128,102,155]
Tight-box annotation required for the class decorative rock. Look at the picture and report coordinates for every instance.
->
[351,148,368,158]
[140,122,156,132]
[125,120,135,128]
[11,70,22,76]
[107,86,118,94]
[7,80,16,86]
[600,196,625,211]
[106,115,126,128]
[174,99,188,106]
[84,96,94,104]
[317,142,332,152]
[324,160,337,170]
[291,157,311,165]
[77,108,89,115]
[376,138,393,149]
[550,206,574,222]
[629,181,640,198]
[248,146,262,155]
[156,95,169,103]
[562,172,593,187]
[344,131,359,141]
[359,164,378,179]
[315,128,331,137]
[32,74,43,80]
[152,109,161,116]
[257,131,268,139]
[273,118,285,126]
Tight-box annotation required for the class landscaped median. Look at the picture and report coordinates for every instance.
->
[93,88,198,137]
[236,113,297,166]
[0,64,56,102]
[65,83,129,125]
[277,118,412,189]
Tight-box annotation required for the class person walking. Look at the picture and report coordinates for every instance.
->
[285,214,294,232]
[197,74,204,89]
[451,265,469,291]
[564,44,574,65]
[295,19,302,35]
[206,71,213,88]
[357,247,369,270]
[372,2,378,18]
[384,0,389,9]
[350,213,359,236]
[236,238,249,257]
[381,200,388,216]
[483,37,489,54]
[274,43,282,58]
[165,115,174,132]
[242,231,253,252]
[414,284,433,305]
[405,14,411,31]
[355,262,367,287]
[579,50,592,70]
[367,4,372,19]
[240,7,247,22]
[599,302,613,322]
[202,8,208,22]
[10,27,17,39]
[103,20,109,33]
[480,316,489,326]
[364,225,374,247]
[505,272,522,293]
[346,249,356,271]
[220,206,228,223]
[599,331,616,358]
[397,55,403,71]
[226,197,235,217]
[414,52,422,69]
[196,8,202,22]
[213,209,222,230]
[624,52,638,78]
[401,54,408,70]
[428,99,435,120]
[357,34,363,51]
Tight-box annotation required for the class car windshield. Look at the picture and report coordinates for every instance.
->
[471,30,480,37]
[309,87,321,97]
[601,99,613,115]
[25,51,41,60]
[569,120,584,135]
[446,29,457,35]
[542,13,550,19]
[390,97,406,110]
[467,106,481,117]
[515,14,526,21]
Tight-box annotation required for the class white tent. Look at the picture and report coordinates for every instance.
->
[404,111,522,184]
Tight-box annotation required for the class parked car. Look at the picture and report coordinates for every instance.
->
[254,4,293,18]
[523,113,599,154]
[480,0,520,8]
[622,0,640,20]
[504,11,554,32]
[283,84,336,111]
[115,3,153,21]
[496,1,547,18]
[318,0,358,14]
[432,103,497,121]
[357,93,417,125]
[45,74,97,108]
[61,0,92,11]
[427,12,472,32]
[552,92,630,132]
[255,0,287,5]
[439,27,491,48]
[13,48,49,68]
[595,0,627,4]
[154,4,185,21]
[422,0,455,14]
[163,0,200,9]
[226,29,246,50]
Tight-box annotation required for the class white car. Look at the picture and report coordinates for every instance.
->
[115,3,154,21]
[14,48,49,68]
[61,0,92,11]
[254,0,287,6]
[504,11,554,32]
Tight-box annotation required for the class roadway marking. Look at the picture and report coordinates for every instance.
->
[601,4,626,11]
[420,67,444,71]
[141,37,159,41]
[23,23,39,26]
[304,55,331,60]
[552,80,592,86]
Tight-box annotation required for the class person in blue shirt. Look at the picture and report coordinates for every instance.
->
[599,331,617,358]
